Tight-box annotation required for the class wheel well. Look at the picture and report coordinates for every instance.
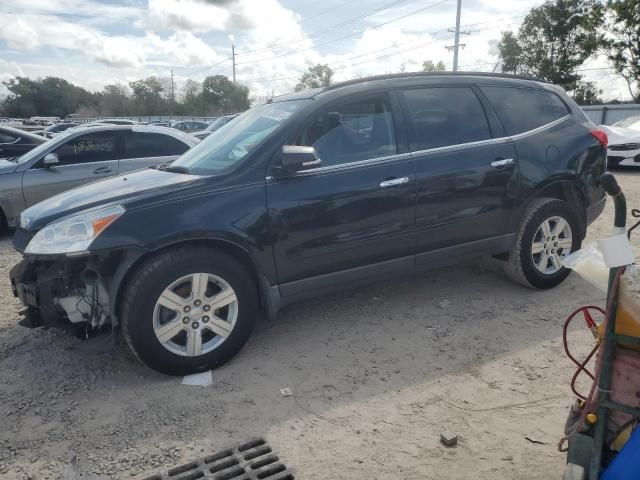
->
[114,239,263,321]
[526,181,587,237]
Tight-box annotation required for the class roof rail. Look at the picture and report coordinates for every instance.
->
[323,71,547,92]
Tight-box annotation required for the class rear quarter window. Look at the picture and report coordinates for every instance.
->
[124,132,190,159]
[480,86,570,136]
[401,87,492,150]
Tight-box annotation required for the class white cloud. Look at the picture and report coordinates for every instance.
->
[144,0,233,32]
[143,31,228,66]
[1,18,40,51]
[0,0,633,101]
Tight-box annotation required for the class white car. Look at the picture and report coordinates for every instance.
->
[601,116,640,168]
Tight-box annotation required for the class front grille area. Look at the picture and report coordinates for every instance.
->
[142,439,294,480]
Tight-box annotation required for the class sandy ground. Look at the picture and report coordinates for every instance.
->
[1,171,640,480]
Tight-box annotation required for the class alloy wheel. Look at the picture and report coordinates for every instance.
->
[531,216,573,275]
[152,273,238,357]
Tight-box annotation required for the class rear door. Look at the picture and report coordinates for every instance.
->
[267,93,416,296]
[22,130,122,207]
[119,131,191,172]
[399,86,519,267]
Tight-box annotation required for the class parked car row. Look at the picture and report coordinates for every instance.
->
[8,72,607,375]
[191,114,238,139]
[0,126,47,160]
[601,115,640,168]
[0,124,199,229]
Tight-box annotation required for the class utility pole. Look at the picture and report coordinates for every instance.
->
[170,69,175,103]
[231,45,236,84]
[453,0,462,71]
[445,0,470,71]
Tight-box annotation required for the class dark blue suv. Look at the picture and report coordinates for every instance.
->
[10,73,607,375]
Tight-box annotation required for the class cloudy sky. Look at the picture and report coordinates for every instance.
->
[0,0,629,100]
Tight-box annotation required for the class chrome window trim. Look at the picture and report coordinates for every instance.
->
[266,114,571,180]
[509,114,570,140]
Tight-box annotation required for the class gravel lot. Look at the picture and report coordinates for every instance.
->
[1,171,639,480]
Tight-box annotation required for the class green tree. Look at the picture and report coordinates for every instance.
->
[98,84,131,116]
[128,76,167,115]
[602,0,640,102]
[497,31,523,74]
[0,76,97,117]
[202,75,250,114]
[295,64,333,91]
[497,0,603,91]
[422,60,446,72]
[573,80,603,105]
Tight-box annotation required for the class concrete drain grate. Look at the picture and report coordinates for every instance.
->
[142,438,294,480]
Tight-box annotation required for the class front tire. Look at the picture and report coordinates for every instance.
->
[121,247,258,376]
[505,198,581,289]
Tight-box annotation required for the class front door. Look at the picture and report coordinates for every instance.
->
[22,130,121,207]
[398,86,519,266]
[267,94,416,297]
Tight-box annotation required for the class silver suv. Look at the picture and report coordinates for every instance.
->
[0,125,199,229]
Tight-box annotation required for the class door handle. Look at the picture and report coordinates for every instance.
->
[490,158,514,168]
[93,166,112,174]
[380,177,409,188]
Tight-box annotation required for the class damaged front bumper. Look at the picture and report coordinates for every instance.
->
[10,251,131,331]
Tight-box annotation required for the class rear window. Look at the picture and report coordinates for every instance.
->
[124,132,189,159]
[480,86,569,136]
[401,87,491,150]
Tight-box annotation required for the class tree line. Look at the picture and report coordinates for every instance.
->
[0,75,251,118]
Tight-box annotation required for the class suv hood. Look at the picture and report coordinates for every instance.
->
[21,168,199,231]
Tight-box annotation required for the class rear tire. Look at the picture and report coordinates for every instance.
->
[505,198,581,289]
[121,247,258,376]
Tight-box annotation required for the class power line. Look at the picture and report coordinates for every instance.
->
[235,0,451,66]
[241,33,456,84]
[237,0,419,57]
[238,18,524,86]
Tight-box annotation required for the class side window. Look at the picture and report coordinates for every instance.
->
[124,132,190,159]
[0,133,17,143]
[52,131,118,166]
[480,86,569,136]
[402,87,491,151]
[293,96,397,167]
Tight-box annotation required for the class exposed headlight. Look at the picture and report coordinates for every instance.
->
[25,205,125,255]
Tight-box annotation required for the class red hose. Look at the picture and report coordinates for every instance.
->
[562,305,605,399]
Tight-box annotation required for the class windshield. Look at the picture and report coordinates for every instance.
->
[205,117,228,132]
[172,100,310,174]
[14,131,69,164]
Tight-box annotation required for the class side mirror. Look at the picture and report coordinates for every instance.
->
[279,145,321,173]
[43,153,59,166]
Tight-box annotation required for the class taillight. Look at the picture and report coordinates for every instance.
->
[591,130,608,148]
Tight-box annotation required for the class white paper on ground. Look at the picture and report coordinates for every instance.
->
[182,370,213,387]
[599,234,636,268]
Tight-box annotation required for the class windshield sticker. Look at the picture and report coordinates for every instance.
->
[261,109,293,122]
[73,140,113,154]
